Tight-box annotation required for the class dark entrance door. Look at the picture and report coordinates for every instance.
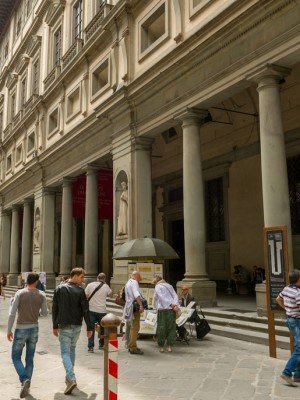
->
[168,219,185,288]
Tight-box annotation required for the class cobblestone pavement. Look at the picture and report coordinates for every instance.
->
[0,298,298,400]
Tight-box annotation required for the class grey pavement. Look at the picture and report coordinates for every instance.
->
[0,298,298,400]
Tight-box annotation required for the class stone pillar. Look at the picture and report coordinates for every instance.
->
[21,199,32,272]
[84,166,99,279]
[8,205,20,285]
[175,108,216,306]
[0,210,11,275]
[132,137,153,238]
[249,65,293,268]
[60,178,74,276]
[40,188,56,288]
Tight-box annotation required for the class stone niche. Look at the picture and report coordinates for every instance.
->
[115,170,129,240]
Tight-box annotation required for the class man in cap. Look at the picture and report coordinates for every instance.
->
[123,271,144,355]
[177,284,202,341]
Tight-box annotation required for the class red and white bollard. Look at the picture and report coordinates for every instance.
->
[108,339,118,399]
[101,313,121,400]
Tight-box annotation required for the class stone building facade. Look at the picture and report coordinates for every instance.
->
[0,0,300,305]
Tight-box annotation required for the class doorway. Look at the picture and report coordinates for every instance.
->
[168,219,185,287]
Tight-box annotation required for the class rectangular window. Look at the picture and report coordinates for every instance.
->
[6,154,12,171]
[0,111,3,136]
[288,155,300,235]
[91,59,109,96]
[73,0,83,41]
[67,87,80,119]
[16,144,23,164]
[27,132,35,153]
[48,108,59,134]
[54,28,62,66]
[32,59,39,94]
[11,92,16,120]
[205,177,225,242]
[21,78,27,107]
[141,3,166,53]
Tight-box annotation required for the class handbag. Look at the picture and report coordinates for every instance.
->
[195,309,211,339]
[133,297,148,312]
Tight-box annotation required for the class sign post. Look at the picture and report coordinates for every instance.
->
[263,226,289,358]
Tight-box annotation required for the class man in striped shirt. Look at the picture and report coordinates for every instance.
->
[276,269,300,386]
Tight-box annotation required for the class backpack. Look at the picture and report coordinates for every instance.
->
[115,286,126,306]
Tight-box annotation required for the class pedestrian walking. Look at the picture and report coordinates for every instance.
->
[7,272,48,398]
[153,275,180,353]
[52,267,92,395]
[276,269,300,386]
[123,271,144,355]
[85,272,113,352]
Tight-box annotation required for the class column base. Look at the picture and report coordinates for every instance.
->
[7,274,19,286]
[42,273,56,290]
[177,279,217,307]
[84,275,98,286]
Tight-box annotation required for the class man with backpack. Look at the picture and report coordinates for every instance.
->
[85,273,113,352]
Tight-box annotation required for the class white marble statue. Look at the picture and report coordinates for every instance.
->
[117,181,128,236]
[33,208,41,253]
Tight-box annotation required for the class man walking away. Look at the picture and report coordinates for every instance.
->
[7,272,48,398]
[123,271,144,355]
[153,275,180,353]
[85,272,113,352]
[52,267,92,395]
[276,269,300,386]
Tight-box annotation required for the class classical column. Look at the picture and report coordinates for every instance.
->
[175,108,216,306]
[40,188,56,288]
[21,199,33,272]
[8,205,20,285]
[84,166,99,278]
[0,210,11,275]
[60,178,74,276]
[132,137,153,238]
[249,65,293,268]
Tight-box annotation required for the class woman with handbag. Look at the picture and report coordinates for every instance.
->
[153,275,180,353]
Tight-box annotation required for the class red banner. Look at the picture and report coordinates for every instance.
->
[98,169,113,220]
[72,169,113,220]
[72,174,86,218]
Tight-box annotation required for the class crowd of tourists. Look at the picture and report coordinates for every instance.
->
[6,268,201,398]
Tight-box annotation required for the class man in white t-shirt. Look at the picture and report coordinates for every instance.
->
[85,273,113,352]
[123,271,144,355]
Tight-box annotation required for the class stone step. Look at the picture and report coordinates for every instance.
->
[209,323,291,350]
[205,315,289,337]
[202,308,286,326]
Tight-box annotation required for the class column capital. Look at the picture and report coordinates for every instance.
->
[23,197,33,205]
[60,176,75,187]
[174,108,208,125]
[42,187,56,196]
[131,136,154,151]
[82,163,101,174]
[247,64,291,89]
[11,204,20,211]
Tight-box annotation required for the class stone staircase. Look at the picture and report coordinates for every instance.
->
[3,287,290,349]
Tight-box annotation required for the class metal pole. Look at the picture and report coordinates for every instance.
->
[101,313,121,400]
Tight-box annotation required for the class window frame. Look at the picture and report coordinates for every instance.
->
[66,84,82,122]
[90,56,111,101]
[138,0,169,62]
[15,143,23,166]
[53,26,62,67]
[47,106,60,138]
[6,153,12,174]
[73,0,83,42]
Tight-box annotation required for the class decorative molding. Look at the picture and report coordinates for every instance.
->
[172,0,183,43]
[45,0,66,27]
[26,35,42,57]
[15,54,30,75]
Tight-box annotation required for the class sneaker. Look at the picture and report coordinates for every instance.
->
[88,348,94,353]
[64,380,77,395]
[65,376,77,385]
[20,379,30,398]
[281,374,298,387]
[129,348,144,355]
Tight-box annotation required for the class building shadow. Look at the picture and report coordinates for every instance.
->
[54,389,97,400]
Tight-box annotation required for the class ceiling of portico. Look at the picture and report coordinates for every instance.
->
[0,0,17,38]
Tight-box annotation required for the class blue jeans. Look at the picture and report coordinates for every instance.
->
[12,327,39,383]
[283,317,300,378]
[59,325,81,381]
[88,311,106,349]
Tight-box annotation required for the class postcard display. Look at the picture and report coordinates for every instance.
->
[128,263,194,335]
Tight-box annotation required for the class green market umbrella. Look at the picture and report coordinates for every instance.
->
[112,237,179,261]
